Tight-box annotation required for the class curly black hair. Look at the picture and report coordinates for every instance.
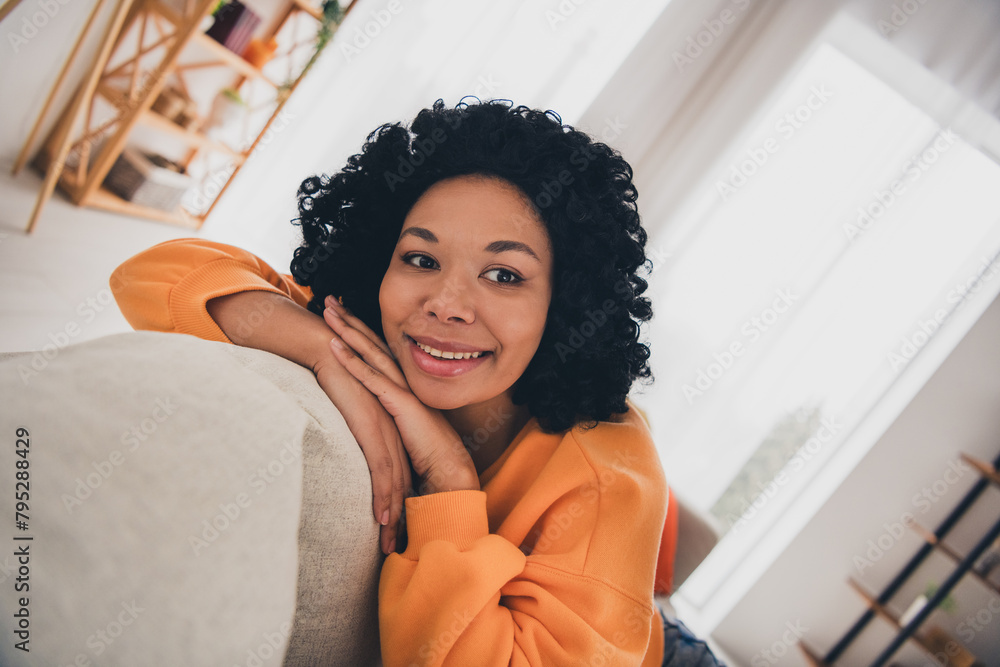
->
[290,98,652,432]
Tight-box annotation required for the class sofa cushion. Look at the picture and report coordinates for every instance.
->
[0,331,381,666]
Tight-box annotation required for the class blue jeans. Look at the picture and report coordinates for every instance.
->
[660,605,727,667]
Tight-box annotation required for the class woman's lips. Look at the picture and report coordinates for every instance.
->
[406,336,491,378]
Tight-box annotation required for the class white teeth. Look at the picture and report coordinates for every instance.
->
[415,341,484,360]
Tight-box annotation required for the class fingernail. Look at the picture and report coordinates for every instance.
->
[380,509,389,525]
[330,337,344,350]
[388,539,396,553]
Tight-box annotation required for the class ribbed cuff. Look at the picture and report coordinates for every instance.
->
[169,259,290,343]
[402,490,490,559]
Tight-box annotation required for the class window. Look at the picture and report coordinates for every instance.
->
[633,33,1000,612]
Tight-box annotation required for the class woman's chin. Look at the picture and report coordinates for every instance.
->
[410,389,469,412]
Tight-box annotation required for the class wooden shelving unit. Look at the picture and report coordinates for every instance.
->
[800,450,1000,666]
[17,0,355,232]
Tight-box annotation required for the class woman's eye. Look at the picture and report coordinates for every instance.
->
[483,268,523,284]
[404,254,438,270]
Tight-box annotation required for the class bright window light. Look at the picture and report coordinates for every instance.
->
[634,42,1000,603]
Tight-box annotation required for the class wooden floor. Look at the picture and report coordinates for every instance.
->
[0,166,186,352]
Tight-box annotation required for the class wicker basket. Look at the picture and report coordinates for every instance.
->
[104,148,193,212]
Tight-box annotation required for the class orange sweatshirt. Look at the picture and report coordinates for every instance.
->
[111,239,669,666]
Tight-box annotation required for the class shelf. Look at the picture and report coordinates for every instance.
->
[291,0,323,21]
[147,0,278,85]
[96,82,245,159]
[823,450,1000,666]
[961,453,1000,486]
[192,31,276,84]
[846,579,939,658]
[25,0,350,231]
[147,0,183,26]
[909,520,1000,596]
[137,108,245,159]
[87,185,200,228]
[797,642,829,667]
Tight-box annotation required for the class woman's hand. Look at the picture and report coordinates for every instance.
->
[322,296,480,495]
[311,355,412,555]
[207,291,410,555]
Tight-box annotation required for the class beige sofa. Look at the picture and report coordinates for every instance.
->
[0,331,381,666]
[0,330,719,666]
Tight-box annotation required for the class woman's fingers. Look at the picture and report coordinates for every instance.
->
[312,360,407,555]
[324,306,409,388]
[325,296,396,358]
[379,413,409,554]
[329,334,412,417]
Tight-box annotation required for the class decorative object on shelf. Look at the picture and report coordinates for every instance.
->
[205,87,247,137]
[151,86,200,129]
[276,0,343,105]
[103,148,193,212]
[898,594,927,627]
[205,0,261,58]
[898,583,956,627]
[922,626,980,667]
[303,0,343,74]
[242,36,278,68]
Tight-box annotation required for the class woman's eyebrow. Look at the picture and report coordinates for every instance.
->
[399,227,438,242]
[485,240,540,262]
[400,227,540,262]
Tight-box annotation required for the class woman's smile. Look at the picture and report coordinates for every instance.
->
[407,335,492,377]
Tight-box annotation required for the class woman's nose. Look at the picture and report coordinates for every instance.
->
[423,274,475,324]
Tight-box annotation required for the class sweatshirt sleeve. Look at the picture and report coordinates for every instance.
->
[110,238,313,343]
[378,414,668,666]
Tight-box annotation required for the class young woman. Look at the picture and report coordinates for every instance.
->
[112,99,724,666]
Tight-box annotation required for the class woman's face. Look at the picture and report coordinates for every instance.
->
[379,174,553,411]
